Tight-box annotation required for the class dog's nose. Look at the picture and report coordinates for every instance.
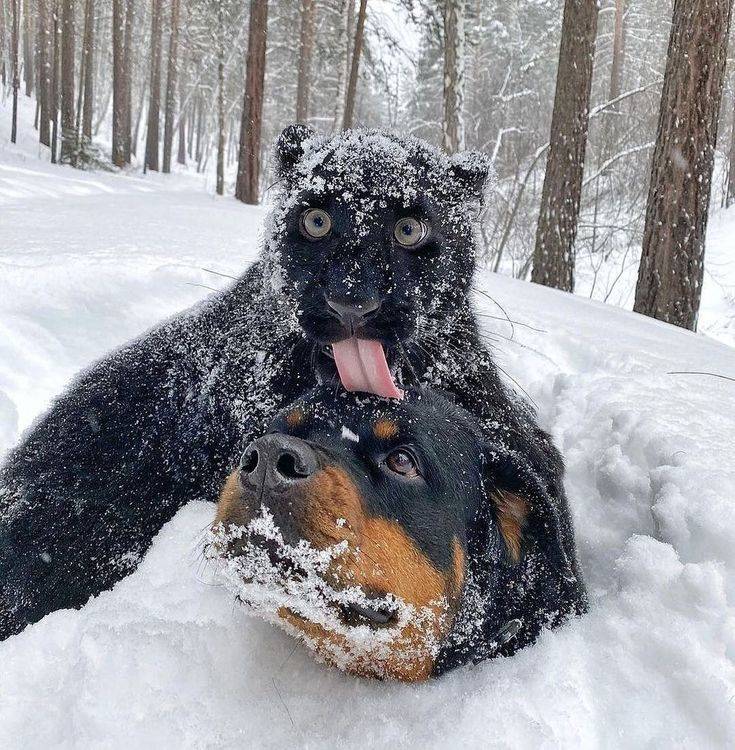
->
[325,297,381,331]
[240,434,319,490]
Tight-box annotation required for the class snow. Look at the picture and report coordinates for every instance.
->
[2,99,735,747]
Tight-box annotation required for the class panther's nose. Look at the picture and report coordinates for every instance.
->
[240,434,319,490]
[325,297,381,332]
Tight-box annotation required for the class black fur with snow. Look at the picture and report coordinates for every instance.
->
[0,126,584,651]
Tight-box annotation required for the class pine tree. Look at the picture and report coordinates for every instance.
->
[342,0,367,129]
[162,0,181,173]
[145,0,163,172]
[531,0,599,292]
[633,0,734,330]
[235,0,268,204]
[295,0,315,123]
[442,0,465,153]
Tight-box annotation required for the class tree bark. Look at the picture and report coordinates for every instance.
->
[295,0,315,124]
[50,0,60,163]
[342,0,367,130]
[442,0,465,153]
[0,0,6,87]
[216,3,225,196]
[633,0,733,331]
[177,54,187,165]
[22,0,32,96]
[59,0,76,164]
[729,86,735,207]
[111,0,127,166]
[162,0,180,173]
[235,0,268,205]
[531,0,599,293]
[38,0,52,146]
[10,0,19,143]
[123,0,134,158]
[81,0,94,140]
[332,0,354,131]
[609,0,626,103]
[145,0,163,172]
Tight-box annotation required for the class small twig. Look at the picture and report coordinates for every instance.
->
[667,371,735,384]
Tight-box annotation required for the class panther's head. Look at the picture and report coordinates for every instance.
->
[265,125,493,398]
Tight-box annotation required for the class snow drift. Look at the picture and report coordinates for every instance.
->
[1,99,734,748]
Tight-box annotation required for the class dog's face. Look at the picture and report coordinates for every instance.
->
[211,387,546,681]
[213,388,484,680]
[267,126,491,374]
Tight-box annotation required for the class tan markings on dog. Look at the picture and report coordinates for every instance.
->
[279,465,461,681]
[215,470,246,527]
[285,408,306,428]
[373,418,399,440]
[448,537,466,601]
[492,489,530,563]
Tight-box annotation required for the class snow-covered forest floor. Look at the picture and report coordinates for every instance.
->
[2,100,735,748]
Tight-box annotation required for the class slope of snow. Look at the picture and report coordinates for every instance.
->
[2,102,735,748]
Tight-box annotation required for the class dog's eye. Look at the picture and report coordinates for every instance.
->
[300,208,332,239]
[385,448,420,478]
[393,217,428,247]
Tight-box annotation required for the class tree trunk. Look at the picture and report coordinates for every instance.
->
[531,0,599,293]
[59,0,75,164]
[728,87,735,207]
[10,0,19,143]
[38,0,52,146]
[633,0,733,331]
[162,0,180,173]
[295,0,315,124]
[111,0,127,166]
[22,0,32,95]
[442,0,465,153]
[145,0,163,172]
[177,56,187,165]
[216,3,225,197]
[123,0,134,159]
[235,0,268,205]
[332,0,354,131]
[609,0,626,103]
[81,0,94,140]
[0,0,6,87]
[50,0,60,163]
[342,0,367,130]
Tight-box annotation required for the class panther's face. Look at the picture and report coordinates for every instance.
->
[266,126,492,397]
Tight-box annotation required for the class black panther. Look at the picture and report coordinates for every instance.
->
[212,385,586,681]
[0,125,569,640]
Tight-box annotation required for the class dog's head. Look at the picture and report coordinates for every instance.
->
[265,125,493,391]
[212,386,583,681]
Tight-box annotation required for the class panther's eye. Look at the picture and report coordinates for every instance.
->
[300,208,332,239]
[385,448,420,478]
[394,217,428,247]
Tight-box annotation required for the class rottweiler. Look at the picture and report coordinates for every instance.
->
[211,385,587,682]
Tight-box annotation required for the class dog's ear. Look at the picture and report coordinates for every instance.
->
[481,446,572,574]
[274,124,317,178]
[449,151,495,205]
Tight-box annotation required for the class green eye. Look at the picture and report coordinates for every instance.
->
[300,208,332,239]
[394,217,428,247]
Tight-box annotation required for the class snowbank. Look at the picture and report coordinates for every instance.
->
[1,99,734,747]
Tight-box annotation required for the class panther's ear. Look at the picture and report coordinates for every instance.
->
[482,447,572,573]
[274,124,317,177]
[449,151,494,205]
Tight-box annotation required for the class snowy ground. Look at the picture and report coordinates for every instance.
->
[2,100,735,748]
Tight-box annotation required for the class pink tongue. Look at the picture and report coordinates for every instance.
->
[331,338,404,400]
